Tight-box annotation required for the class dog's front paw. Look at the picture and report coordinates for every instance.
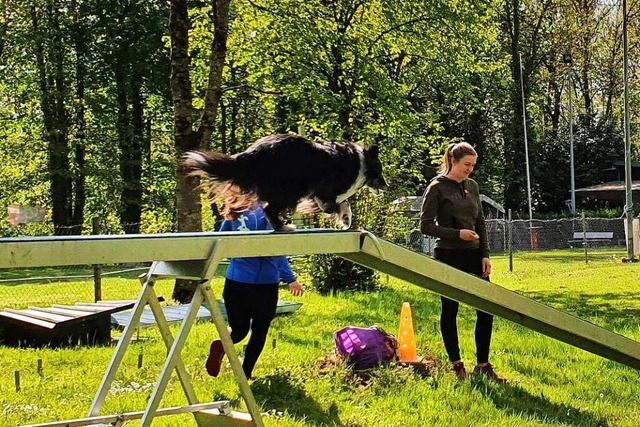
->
[337,201,352,229]
[281,223,297,232]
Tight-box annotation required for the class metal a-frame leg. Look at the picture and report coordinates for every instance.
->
[196,267,265,427]
[89,240,264,427]
[89,266,200,416]
[89,274,160,416]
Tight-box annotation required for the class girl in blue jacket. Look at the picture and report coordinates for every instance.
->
[206,205,304,379]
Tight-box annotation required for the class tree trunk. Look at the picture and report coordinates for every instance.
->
[32,4,73,235]
[220,98,227,153]
[0,3,7,64]
[503,0,530,213]
[169,0,230,303]
[197,0,229,145]
[125,70,145,233]
[72,0,86,229]
[579,0,593,120]
[465,82,488,173]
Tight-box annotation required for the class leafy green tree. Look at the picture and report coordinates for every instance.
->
[169,0,230,302]
[29,0,84,234]
[92,0,170,232]
[230,0,504,291]
[498,0,556,213]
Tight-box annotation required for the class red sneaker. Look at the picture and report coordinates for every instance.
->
[452,361,467,380]
[205,340,225,377]
[473,363,507,383]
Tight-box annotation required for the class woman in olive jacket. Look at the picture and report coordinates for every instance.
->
[420,142,505,383]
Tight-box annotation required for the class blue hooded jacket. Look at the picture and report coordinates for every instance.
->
[219,205,297,285]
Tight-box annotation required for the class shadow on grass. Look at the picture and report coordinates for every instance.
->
[250,369,344,427]
[473,377,610,427]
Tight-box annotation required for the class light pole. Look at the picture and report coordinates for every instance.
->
[563,53,576,214]
[519,53,534,249]
[623,0,635,261]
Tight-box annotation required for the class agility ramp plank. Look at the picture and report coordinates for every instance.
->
[340,235,640,370]
[0,229,360,269]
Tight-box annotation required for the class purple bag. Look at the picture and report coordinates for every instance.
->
[334,326,398,370]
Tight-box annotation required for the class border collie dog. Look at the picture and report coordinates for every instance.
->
[183,134,387,231]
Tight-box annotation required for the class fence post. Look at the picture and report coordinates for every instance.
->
[582,212,588,264]
[92,217,102,302]
[508,209,513,272]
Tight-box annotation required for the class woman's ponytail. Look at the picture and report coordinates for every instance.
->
[437,143,457,175]
[436,142,477,176]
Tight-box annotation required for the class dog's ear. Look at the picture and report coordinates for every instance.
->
[366,145,380,157]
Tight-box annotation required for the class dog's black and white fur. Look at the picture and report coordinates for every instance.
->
[183,134,387,231]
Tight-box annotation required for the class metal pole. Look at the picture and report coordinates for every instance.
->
[568,67,576,214]
[582,212,588,264]
[519,53,534,248]
[508,209,513,272]
[92,217,102,302]
[623,0,635,261]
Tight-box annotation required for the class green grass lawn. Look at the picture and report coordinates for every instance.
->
[1,249,639,426]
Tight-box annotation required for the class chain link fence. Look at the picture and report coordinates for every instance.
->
[486,218,626,252]
[385,216,627,255]
[0,221,152,309]
[0,213,631,309]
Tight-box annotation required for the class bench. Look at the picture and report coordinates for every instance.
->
[110,300,303,330]
[0,301,136,347]
[568,231,614,246]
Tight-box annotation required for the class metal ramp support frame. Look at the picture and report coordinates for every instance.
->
[87,240,264,427]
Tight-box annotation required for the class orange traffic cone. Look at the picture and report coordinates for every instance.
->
[398,302,421,363]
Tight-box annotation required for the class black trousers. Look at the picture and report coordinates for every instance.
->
[223,278,279,377]
[434,247,494,364]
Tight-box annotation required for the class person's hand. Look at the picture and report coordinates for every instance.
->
[482,257,491,277]
[288,280,305,296]
[459,229,479,241]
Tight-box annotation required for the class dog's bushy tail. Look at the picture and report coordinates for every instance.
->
[183,151,258,219]
[183,151,236,181]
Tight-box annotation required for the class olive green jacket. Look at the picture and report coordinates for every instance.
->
[420,175,490,258]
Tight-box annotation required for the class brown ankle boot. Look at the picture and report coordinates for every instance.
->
[473,363,507,383]
[452,361,467,380]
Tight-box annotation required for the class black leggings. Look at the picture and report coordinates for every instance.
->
[223,278,279,377]
[434,247,494,364]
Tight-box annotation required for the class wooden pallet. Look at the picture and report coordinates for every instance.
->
[0,301,135,347]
